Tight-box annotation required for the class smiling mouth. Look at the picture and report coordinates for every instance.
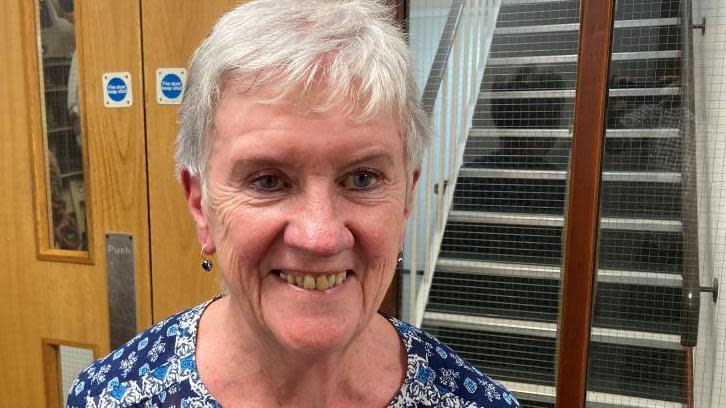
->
[272,270,349,291]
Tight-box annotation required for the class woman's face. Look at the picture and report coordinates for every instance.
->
[185,89,414,353]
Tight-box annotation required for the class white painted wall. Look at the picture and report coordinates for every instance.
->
[692,1,726,406]
[405,0,452,281]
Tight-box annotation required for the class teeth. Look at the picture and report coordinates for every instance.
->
[303,275,316,289]
[280,270,349,290]
[316,276,329,290]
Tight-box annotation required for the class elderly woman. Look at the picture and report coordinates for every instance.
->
[67,1,519,407]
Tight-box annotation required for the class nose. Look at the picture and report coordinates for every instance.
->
[283,188,354,257]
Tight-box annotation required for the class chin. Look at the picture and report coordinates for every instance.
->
[271,316,360,354]
[258,275,368,354]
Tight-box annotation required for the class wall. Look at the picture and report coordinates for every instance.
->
[693,0,726,406]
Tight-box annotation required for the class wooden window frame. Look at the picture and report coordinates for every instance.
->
[23,0,95,264]
[42,338,99,408]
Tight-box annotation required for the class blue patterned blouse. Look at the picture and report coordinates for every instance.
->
[66,297,520,407]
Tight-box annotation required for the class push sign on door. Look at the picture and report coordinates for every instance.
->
[103,72,133,108]
[156,68,187,105]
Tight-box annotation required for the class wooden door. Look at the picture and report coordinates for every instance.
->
[0,1,151,406]
[142,1,243,322]
[1,1,404,403]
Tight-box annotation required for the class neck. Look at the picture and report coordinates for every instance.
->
[197,296,404,407]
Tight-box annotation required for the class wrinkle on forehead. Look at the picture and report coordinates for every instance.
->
[211,88,403,152]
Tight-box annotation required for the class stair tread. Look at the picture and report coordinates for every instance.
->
[480,87,680,99]
[423,311,682,349]
[494,18,679,35]
[435,258,682,287]
[469,128,680,138]
[458,167,681,183]
[498,380,684,408]
[488,50,681,66]
[448,210,683,232]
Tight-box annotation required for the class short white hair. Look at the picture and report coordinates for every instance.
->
[175,0,431,184]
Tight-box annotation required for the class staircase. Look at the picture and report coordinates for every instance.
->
[419,0,689,406]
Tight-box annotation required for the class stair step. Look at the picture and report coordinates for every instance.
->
[428,270,682,333]
[495,18,679,35]
[499,381,684,408]
[498,0,678,28]
[448,210,682,232]
[482,59,680,91]
[481,87,680,99]
[436,258,682,287]
[420,324,685,401]
[456,164,683,217]
[449,210,563,227]
[501,0,572,4]
[488,50,680,66]
[441,222,682,274]
[438,257,560,277]
[423,312,682,350]
[469,128,680,139]
[453,177,682,220]
[490,25,678,58]
[459,167,681,183]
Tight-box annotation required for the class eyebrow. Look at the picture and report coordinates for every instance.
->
[343,150,397,168]
[229,156,290,179]
[235,148,396,167]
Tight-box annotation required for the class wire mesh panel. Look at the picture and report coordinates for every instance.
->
[412,0,582,405]
[405,0,502,326]
[406,0,456,323]
[58,345,94,402]
[586,0,725,406]
[407,0,726,406]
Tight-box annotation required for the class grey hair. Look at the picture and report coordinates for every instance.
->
[174,0,431,185]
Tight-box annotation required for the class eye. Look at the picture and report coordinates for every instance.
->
[344,170,383,190]
[352,173,373,188]
[250,174,284,191]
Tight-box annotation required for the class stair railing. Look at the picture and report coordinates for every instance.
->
[407,0,501,326]
[678,0,715,349]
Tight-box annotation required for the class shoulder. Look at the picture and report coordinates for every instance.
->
[65,300,214,408]
[387,317,521,408]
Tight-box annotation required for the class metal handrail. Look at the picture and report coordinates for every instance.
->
[678,0,707,348]
[420,0,465,116]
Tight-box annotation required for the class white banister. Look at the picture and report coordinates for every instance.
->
[408,0,502,326]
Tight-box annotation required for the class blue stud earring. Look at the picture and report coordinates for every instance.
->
[201,244,213,272]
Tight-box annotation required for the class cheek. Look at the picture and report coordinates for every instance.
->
[206,197,283,286]
[352,199,407,249]
[349,203,407,300]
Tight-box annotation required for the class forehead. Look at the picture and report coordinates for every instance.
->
[211,89,404,162]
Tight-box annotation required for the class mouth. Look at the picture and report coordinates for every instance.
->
[271,269,350,291]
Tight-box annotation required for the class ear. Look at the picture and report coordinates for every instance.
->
[181,169,215,254]
[403,167,421,219]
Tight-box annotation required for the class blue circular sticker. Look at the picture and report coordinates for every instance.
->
[107,77,128,102]
[161,73,183,99]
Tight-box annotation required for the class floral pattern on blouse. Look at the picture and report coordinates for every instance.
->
[66,298,519,408]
